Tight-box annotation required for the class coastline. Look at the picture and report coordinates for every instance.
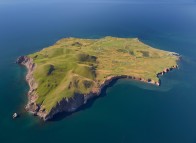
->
[16,55,180,121]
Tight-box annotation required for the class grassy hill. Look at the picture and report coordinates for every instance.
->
[28,37,179,112]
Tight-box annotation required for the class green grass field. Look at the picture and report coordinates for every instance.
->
[28,37,179,112]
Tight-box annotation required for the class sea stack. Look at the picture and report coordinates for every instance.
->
[13,113,18,119]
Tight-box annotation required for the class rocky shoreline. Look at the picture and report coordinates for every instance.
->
[16,56,40,115]
[16,56,179,121]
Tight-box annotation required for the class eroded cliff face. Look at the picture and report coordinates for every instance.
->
[17,56,179,121]
[16,56,40,114]
[44,94,85,120]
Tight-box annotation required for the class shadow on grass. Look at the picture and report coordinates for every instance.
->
[48,78,120,122]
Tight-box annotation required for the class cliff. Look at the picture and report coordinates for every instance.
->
[16,56,40,115]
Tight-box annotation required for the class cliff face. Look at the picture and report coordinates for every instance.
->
[16,56,40,114]
[44,94,85,120]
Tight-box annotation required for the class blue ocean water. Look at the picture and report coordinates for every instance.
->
[0,0,196,143]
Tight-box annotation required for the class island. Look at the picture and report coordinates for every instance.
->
[16,37,180,121]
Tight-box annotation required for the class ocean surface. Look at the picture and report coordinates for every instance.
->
[0,0,196,143]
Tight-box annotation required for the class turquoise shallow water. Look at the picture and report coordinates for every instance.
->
[0,0,196,143]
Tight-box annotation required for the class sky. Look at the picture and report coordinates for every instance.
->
[0,0,195,4]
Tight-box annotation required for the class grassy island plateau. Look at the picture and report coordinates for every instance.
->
[17,37,180,121]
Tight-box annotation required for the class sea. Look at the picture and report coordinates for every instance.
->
[0,0,196,143]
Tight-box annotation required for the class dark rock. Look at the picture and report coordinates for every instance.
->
[16,56,25,64]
